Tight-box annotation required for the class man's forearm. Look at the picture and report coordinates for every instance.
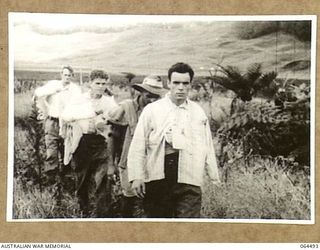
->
[34,82,61,97]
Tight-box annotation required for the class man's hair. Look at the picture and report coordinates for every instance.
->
[90,70,109,81]
[168,62,194,81]
[61,65,74,75]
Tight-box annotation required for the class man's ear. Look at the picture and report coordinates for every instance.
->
[167,79,170,88]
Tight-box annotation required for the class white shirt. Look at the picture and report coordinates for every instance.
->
[127,95,220,187]
[164,97,188,150]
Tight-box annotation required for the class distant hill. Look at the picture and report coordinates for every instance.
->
[14,21,311,79]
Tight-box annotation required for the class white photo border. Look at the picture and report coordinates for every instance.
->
[7,13,317,224]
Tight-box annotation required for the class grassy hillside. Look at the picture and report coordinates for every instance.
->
[15,21,311,79]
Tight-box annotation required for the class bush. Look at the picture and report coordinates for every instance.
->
[217,93,310,167]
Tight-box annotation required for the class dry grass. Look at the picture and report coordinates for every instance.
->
[13,178,81,219]
[201,156,310,220]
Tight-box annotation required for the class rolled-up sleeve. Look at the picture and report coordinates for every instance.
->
[34,81,61,97]
[127,107,150,182]
[205,122,220,183]
[108,105,127,126]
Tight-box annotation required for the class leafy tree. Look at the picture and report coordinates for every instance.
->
[211,63,277,114]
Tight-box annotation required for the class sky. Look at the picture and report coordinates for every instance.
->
[10,13,239,66]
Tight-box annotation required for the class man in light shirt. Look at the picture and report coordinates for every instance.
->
[61,69,118,217]
[127,62,220,218]
[33,66,81,186]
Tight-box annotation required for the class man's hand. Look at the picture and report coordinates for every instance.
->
[107,164,118,184]
[95,121,106,132]
[131,179,146,198]
[107,164,116,177]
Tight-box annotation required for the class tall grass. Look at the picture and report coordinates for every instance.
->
[14,91,33,119]
[201,156,310,220]
[13,177,81,219]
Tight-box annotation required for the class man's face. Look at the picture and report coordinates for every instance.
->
[168,72,191,104]
[61,68,72,84]
[90,78,108,95]
[140,91,160,106]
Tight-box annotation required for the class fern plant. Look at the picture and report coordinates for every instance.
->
[211,63,278,114]
[217,89,310,170]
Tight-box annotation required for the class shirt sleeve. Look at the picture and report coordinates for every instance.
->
[127,107,150,182]
[34,80,62,97]
[109,96,119,110]
[205,120,220,183]
[101,96,120,119]
[108,105,128,126]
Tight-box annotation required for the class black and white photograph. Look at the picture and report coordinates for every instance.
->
[8,13,316,222]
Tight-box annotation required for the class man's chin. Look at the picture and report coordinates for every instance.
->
[176,95,186,100]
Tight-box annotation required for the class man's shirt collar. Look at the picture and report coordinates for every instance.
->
[165,93,189,109]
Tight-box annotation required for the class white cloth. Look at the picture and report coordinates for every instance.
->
[61,92,118,133]
[61,92,119,164]
[34,80,82,118]
[63,122,83,165]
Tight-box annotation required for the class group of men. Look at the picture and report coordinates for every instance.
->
[33,62,220,218]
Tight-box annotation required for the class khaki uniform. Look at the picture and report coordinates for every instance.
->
[109,97,145,217]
